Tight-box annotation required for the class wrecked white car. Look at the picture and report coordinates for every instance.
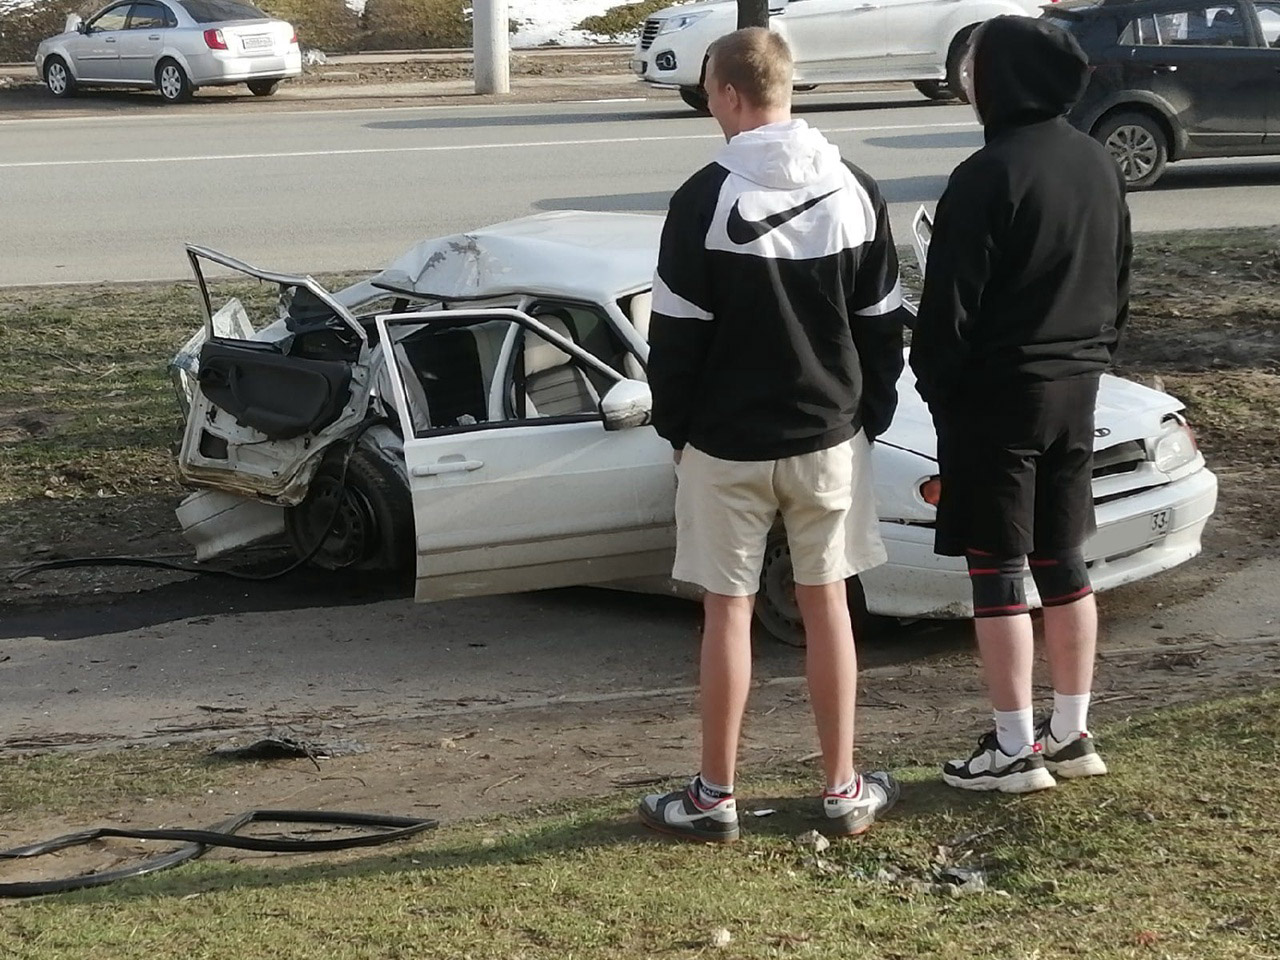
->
[170,211,1218,644]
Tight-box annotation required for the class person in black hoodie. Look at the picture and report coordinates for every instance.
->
[911,16,1132,794]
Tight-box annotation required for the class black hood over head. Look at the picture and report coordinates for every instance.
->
[971,16,1089,134]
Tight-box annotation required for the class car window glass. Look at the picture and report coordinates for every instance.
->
[1135,6,1251,46]
[90,5,132,31]
[1255,3,1280,44]
[128,2,170,28]
[526,301,631,395]
[178,0,267,22]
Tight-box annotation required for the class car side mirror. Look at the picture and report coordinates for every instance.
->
[78,22,90,35]
[67,14,86,33]
[601,379,653,431]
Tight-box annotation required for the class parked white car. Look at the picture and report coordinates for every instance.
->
[632,0,1047,111]
[34,0,301,103]
[169,211,1217,644]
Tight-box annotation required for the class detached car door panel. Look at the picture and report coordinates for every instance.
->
[378,309,676,603]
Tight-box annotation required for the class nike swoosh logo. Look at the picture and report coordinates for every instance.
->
[726,188,841,245]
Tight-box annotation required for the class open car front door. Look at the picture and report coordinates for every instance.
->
[377,308,676,602]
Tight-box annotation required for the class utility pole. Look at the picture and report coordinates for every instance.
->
[737,0,770,28]
[473,0,510,95]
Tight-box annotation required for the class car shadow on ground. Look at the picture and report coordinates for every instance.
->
[361,96,944,132]
[39,775,996,906]
[863,130,983,151]
[1150,162,1280,191]
[534,171,949,213]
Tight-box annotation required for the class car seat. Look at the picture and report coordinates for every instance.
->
[523,317,599,417]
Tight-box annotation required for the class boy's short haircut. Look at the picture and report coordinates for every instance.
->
[707,27,793,109]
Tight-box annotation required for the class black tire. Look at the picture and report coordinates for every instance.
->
[755,527,889,647]
[914,79,957,102]
[679,85,710,114]
[156,59,193,103]
[248,79,279,97]
[44,56,77,98]
[285,445,414,572]
[945,29,975,103]
[1093,111,1169,190]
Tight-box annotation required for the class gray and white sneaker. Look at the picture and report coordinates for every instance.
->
[638,779,739,843]
[942,731,1057,794]
[1037,719,1108,779]
[822,771,901,836]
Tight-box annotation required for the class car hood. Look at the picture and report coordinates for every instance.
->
[649,0,736,20]
[881,360,1183,460]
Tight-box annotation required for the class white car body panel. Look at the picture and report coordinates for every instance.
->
[171,210,1218,624]
[631,0,1044,92]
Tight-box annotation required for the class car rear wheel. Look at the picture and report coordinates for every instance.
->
[285,445,414,572]
[1095,112,1168,190]
[914,79,957,102]
[248,79,279,97]
[755,528,888,647]
[679,85,709,114]
[156,59,193,103]
[45,57,76,98]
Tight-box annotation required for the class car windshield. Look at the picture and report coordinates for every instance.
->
[178,0,267,22]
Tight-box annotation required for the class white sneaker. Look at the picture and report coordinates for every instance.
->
[1037,719,1109,778]
[942,731,1057,794]
[822,771,900,836]
[637,779,739,843]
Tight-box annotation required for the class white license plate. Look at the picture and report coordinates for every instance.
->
[630,59,646,75]
[242,35,273,50]
[1149,508,1171,537]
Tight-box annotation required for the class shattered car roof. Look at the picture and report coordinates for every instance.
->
[368,211,665,302]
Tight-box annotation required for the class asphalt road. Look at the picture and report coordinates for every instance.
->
[4,88,1280,286]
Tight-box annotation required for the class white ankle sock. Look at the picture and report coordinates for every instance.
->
[993,708,1035,756]
[1051,692,1091,740]
[694,775,733,807]
[827,773,861,797]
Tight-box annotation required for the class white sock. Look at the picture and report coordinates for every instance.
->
[827,773,861,797]
[694,775,733,807]
[1051,692,1091,741]
[993,708,1035,756]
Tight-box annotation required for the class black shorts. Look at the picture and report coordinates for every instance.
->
[933,377,1099,558]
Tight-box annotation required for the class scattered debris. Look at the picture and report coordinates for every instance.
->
[210,736,368,771]
[197,704,248,714]
[709,928,732,949]
[794,830,830,854]
[750,808,777,818]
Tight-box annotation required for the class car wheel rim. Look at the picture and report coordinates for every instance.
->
[758,539,805,646]
[160,67,182,99]
[1106,125,1158,182]
[295,476,375,569]
[48,64,66,94]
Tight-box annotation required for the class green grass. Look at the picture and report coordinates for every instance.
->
[2,692,1278,958]
[576,0,676,39]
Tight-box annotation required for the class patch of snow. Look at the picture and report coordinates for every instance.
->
[342,0,650,47]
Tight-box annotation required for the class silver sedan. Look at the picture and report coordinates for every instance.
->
[34,0,302,103]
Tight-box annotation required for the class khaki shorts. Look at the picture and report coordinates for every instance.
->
[672,433,887,597]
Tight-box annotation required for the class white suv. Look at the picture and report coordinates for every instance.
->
[632,0,1048,111]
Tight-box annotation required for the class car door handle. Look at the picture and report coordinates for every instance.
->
[412,459,484,477]
[149,34,160,40]
[105,37,116,42]
[1153,63,1178,73]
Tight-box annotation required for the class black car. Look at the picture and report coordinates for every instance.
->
[1044,0,1280,188]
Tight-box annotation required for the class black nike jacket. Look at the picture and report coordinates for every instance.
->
[647,119,908,462]
[909,16,1133,407]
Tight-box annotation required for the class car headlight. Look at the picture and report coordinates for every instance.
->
[657,12,711,34]
[1153,418,1198,474]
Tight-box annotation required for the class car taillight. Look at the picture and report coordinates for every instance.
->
[919,477,942,506]
[204,28,228,50]
[289,29,298,45]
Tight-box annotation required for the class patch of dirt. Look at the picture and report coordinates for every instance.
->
[0,408,71,445]
[2,633,1277,886]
